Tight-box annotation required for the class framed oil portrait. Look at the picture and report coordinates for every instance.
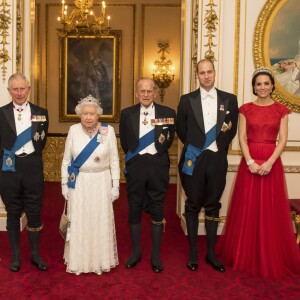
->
[253,0,300,112]
[59,30,121,122]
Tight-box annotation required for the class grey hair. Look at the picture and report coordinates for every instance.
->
[8,73,30,89]
[136,77,157,91]
[75,95,103,116]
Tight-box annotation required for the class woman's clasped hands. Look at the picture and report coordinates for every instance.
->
[249,161,272,176]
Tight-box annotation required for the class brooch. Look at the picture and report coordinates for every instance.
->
[158,133,166,144]
[221,121,232,132]
[6,156,12,167]
[34,132,40,141]
[70,172,76,182]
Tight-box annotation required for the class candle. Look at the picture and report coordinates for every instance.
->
[107,16,110,28]
[102,1,106,15]
[61,0,65,18]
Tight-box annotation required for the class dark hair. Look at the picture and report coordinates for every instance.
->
[196,58,215,72]
[251,72,275,95]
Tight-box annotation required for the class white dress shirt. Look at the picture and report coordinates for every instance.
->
[13,101,35,155]
[139,103,157,155]
[200,87,218,152]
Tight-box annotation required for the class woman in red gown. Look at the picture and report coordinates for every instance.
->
[217,67,300,279]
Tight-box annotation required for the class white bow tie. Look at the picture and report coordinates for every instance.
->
[202,91,214,99]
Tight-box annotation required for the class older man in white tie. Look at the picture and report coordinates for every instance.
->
[176,59,238,272]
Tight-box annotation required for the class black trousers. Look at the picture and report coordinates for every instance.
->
[179,149,228,217]
[0,153,44,231]
[125,153,170,224]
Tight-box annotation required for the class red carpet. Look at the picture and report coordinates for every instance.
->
[1,183,300,299]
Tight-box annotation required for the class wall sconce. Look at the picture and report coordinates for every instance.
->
[152,42,175,102]
[57,0,111,37]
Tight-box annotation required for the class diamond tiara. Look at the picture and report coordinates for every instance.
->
[78,94,101,106]
[252,66,274,78]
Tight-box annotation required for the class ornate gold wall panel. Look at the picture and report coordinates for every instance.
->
[253,0,300,112]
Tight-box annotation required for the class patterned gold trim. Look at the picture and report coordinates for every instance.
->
[227,164,300,173]
[0,0,11,81]
[16,0,22,72]
[182,214,226,224]
[192,0,199,80]
[253,0,300,112]
[27,224,43,232]
[204,215,221,222]
[203,0,218,61]
[151,218,166,232]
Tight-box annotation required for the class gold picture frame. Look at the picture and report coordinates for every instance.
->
[59,30,121,122]
[253,0,300,112]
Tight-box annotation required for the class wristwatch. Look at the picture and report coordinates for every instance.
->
[246,159,255,166]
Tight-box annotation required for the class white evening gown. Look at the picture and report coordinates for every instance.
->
[61,123,120,275]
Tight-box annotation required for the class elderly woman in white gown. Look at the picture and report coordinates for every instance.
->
[61,95,120,275]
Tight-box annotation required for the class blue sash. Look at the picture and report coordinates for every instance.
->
[68,130,101,189]
[2,127,32,172]
[124,129,155,175]
[182,124,217,176]
[125,129,155,163]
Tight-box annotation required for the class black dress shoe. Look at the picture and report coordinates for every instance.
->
[31,258,48,271]
[186,262,198,271]
[9,261,20,272]
[125,257,141,269]
[205,256,225,272]
[151,263,163,273]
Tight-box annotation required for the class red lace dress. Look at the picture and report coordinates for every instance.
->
[217,102,300,280]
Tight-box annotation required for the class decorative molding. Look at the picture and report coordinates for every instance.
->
[233,0,240,97]
[203,0,218,61]
[191,0,199,82]
[0,0,11,82]
[228,164,300,173]
[229,0,241,155]
[16,0,22,72]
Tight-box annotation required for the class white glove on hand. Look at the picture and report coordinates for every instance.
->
[62,185,69,200]
[111,186,119,202]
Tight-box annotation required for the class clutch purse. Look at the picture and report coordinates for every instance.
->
[59,200,70,241]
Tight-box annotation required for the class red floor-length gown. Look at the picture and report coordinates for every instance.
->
[217,102,300,280]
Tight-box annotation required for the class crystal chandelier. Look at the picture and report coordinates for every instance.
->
[152,42,175,102]
[57,0,111,37]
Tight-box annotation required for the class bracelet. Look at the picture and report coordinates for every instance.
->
[246,159,255,166]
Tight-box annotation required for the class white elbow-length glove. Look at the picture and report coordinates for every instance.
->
[62,184,69,200]
[111,180,120,202]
